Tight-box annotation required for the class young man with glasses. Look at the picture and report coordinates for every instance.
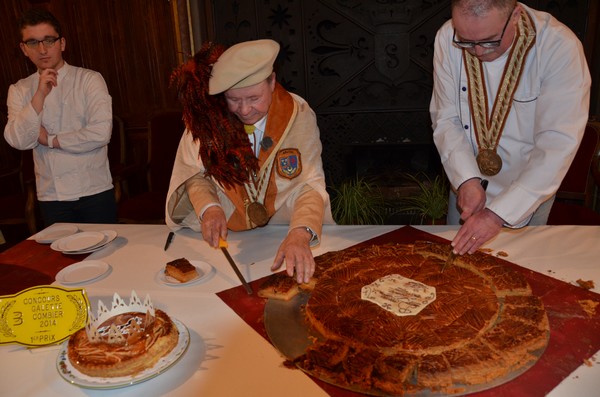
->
[430,0,590,255]
[4,8,116,227]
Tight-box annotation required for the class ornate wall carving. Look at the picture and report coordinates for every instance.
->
[208,0,591,184]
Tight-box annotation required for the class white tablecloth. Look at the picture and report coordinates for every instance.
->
[1,224,599,396]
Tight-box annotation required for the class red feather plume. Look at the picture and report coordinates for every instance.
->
[170,42,258,189]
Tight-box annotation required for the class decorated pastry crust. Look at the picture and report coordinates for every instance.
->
[276,242,549,395]
[67,292,179,377]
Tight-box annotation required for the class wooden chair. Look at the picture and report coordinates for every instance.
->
[117,109,184,224]
[108,114,130,203]
[0,112,38,235]
[548,121,600,225]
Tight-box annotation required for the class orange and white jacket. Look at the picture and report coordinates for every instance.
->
[166,84,333,245]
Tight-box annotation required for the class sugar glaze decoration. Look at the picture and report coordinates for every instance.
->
[361,274,436,316]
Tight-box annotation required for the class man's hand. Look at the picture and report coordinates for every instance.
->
[457,178,487,221]
[272,227,315,284]
[38,68,58,96]
[452,208,503,254]
[200,206,227,248]
[31,69,58,114]
[38,125,49,146]
[37,125,59,148]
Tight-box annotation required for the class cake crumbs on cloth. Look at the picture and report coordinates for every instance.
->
[576,279,595,290]
[495,251,509,257]
[577,299,599,317]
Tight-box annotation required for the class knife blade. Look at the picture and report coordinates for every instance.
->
[442,178,488,273]
[441,250,455,273]
[219,238,253,294]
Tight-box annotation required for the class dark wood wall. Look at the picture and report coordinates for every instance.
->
[200,0,599,185]
[0,0,183,132]
[1,0,598,187]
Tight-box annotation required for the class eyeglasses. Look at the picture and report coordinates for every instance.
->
[22,36,61,49]
[452,10,512,49]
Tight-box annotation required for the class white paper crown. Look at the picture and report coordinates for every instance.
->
[85,291,155,344]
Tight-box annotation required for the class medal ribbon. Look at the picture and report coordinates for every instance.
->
[464,9,536,152]
[242,114,295,227]
[242,123,271,207]
[244,160,275,206]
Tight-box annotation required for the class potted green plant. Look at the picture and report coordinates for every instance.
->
[398,172,449,225]
[330,176,386,225]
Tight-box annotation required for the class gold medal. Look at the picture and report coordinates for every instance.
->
[246,201,269,227]
[476,149,503,176]
[242,126,284,229]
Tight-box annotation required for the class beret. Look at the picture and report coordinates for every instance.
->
[209,39,280,95]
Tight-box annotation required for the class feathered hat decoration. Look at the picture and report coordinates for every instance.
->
[170,42,258,188]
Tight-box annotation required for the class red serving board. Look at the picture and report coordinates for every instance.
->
[217,226,600,397]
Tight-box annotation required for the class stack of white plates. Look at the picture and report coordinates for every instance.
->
[50,230,118,255]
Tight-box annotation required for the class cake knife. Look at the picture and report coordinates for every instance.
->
[442,179,488,272]
[442,251,456,273]
[219,238,253,294]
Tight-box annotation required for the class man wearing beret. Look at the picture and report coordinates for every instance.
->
[166,39,334,284]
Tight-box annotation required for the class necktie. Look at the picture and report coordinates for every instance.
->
[244,124,255,134]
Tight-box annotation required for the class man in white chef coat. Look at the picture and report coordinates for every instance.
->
[430,0,590,254]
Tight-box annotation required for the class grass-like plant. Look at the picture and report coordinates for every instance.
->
[330,176,385,225]
[399,172,449,224]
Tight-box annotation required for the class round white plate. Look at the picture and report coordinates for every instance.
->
[57,318,190,389]
[55,260,112,285]
[54,232,106,252]
[62,230,118,254]
[35,224,79,244]
[156,260,215,287]
[51,230,118,254]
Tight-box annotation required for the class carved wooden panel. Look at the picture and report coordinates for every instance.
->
[210,1,450,184]
[208,0,592,184]
[0,0,181,130]
[211,1,450,111]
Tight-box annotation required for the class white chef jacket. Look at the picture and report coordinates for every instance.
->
[430,3,590,226]
[4,62,113,201]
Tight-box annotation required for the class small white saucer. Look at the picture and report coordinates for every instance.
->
[156,261,215,287]
[55,260,112,285]
[62,230,118,254]
[51,230,118,254]
[54,231,106,252]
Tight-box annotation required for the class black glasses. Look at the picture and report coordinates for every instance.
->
[452,11,512,49]
[22,36,61,49]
